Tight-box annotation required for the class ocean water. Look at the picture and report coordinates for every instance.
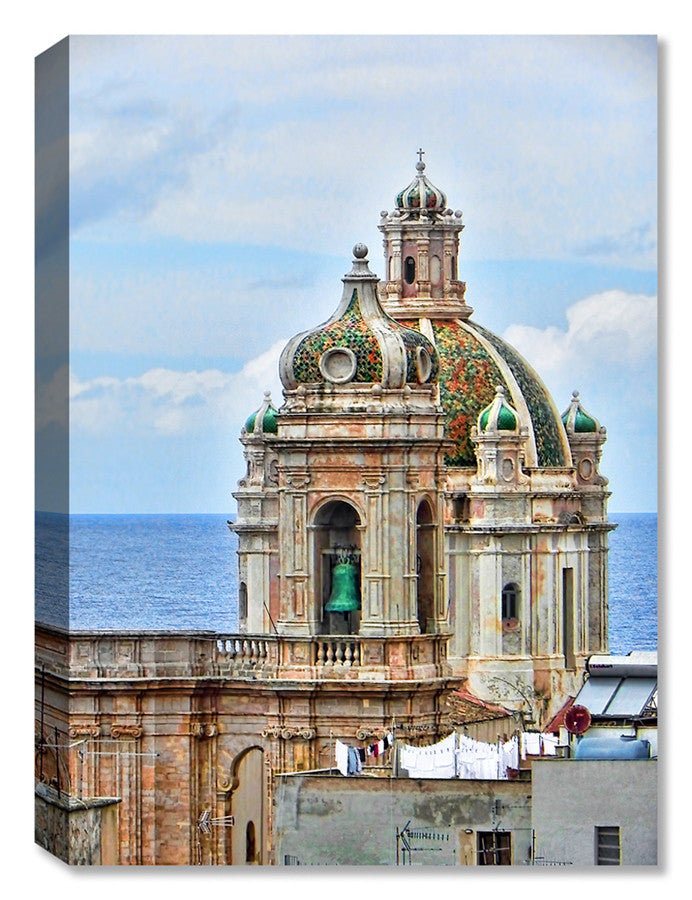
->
[35,511,657,652]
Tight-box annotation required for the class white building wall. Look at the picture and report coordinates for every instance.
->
[532,759,657,866]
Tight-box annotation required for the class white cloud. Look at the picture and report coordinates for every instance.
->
[503,290,657,378]
[64,35,657,268]
[68,340,286,437]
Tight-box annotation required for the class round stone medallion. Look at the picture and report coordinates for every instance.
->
[319,346,358,384]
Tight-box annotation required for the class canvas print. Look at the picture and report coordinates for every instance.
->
[34,35,657,866]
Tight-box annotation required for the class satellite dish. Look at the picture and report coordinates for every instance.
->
[565,704,591,735]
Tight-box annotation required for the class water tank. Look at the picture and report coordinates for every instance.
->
[574,735,651,760]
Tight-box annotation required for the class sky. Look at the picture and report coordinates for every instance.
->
[34,34,658,513]
[11,6,690,893]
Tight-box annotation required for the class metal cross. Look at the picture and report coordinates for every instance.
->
[417,148,425,163]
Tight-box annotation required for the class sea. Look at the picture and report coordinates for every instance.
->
[35,511,658,655]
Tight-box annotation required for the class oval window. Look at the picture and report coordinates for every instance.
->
[404,256,416,285]
[416,346,433,383]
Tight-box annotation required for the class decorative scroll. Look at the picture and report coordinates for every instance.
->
[262,725,315,741]
[110,724,143,740]
[68,724,101,739]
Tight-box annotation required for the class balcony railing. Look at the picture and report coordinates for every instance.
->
[36,624,450,682]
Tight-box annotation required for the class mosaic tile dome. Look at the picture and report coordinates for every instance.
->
[399,317,570,468]
[396,158,447,214]
[280,245,440,391]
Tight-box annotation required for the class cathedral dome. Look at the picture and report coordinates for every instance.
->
[396,155,447,214]
[244,391,278,435]
[403,317,571,468]
[280,244,439,391]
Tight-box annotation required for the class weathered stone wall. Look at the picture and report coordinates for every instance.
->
[273,774,532,866]
[35,782,120,865]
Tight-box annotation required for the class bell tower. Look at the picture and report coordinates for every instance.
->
[274,243,448,637]
[379,149,473,321]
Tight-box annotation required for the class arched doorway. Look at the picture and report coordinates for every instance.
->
[313,499,362,635]
[227,747,264,865]
[416,499,435,633]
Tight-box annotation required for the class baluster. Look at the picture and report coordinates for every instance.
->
[344,643,353,667]
[335,642,345,666]
[353,642,361,667]
[316,643,325,666]
[325,643,334,666]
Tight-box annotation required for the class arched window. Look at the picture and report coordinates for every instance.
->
[501,583,519,620]
[239,582,248,621]
[246,820,256,863]
[404,256,416,284]
[416,500,435,633]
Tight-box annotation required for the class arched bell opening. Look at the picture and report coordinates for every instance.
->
[313,499,362,635]
[416,499,436,634]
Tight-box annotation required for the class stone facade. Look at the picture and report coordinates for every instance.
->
[274,773,533,866]
[35,156,614,865]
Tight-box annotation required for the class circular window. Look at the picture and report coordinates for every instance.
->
[319,347,357,384]
[415,346,433,383]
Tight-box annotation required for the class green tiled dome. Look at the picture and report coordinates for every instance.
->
[478,387,519,432]
[245,392,278,435]
[561,390,600,434]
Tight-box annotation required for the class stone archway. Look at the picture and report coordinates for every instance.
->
[313,499,362,635]
[226,747,265,865]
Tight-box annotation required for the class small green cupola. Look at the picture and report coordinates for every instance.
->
[244,391,279,435]
[561,390,600,435]
[478,385,519,433]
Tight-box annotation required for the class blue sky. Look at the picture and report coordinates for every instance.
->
[35,34,658,513]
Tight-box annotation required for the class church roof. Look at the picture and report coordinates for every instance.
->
[280,244,440,391]
[397,316,570,467]
[396,153,447,215]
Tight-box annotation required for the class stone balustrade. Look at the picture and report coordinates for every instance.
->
[35,624,451,683]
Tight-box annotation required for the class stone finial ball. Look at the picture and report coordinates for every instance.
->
[353,243,368,259]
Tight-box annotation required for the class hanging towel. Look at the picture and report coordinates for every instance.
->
[335,739,349,776]
[541,733,558,756]
[347,746,360,775]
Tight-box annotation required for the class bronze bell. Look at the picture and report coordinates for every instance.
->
[325,559,360,612]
